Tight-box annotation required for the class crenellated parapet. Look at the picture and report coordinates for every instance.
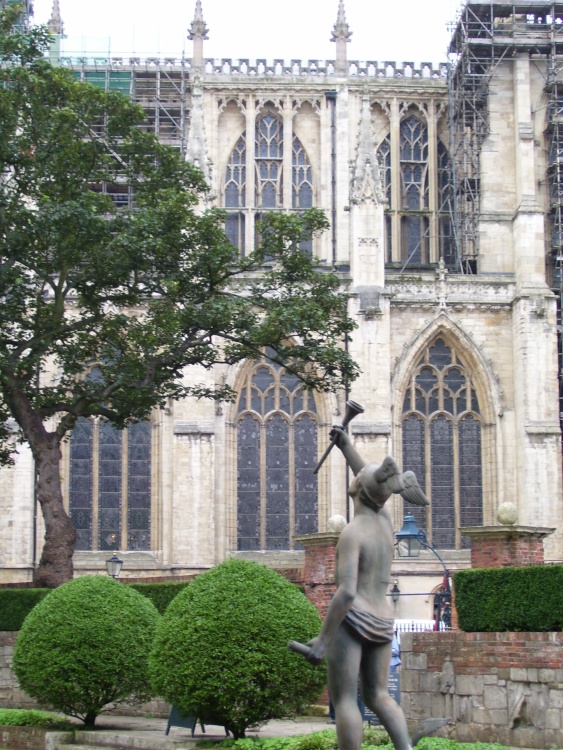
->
[201,58,447,80]
[56,55,448,80]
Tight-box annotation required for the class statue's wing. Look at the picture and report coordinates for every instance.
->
[374,456,403,494]
[400,471,430,507]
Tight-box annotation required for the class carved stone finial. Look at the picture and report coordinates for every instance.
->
[331,0,352,43]
[331,1,352,76]
[188,0,209,41]
[47,0,64,35]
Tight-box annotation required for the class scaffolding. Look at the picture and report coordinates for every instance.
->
[60,58,190,208]
[65,59,190,155]
[449,0,563,414]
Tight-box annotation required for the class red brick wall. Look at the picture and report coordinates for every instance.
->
[301,540,337,619]
[470,536,545,569]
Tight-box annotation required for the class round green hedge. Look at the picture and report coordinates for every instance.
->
[149,558,325,738]
[13,575,160,726]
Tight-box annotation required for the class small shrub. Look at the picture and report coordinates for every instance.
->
[0,708,74,730]
[13,575,159,727]
[150,559,325,739]
[361,725,391,747]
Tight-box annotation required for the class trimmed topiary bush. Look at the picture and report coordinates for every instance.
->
[13,575,159,727]
[0,589,49,631]
[150,558,325,739]
[453,565,563,632]
[128,581,192,613]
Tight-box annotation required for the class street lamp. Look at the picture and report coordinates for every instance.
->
[105,554,123,579]
[395,514,451,630]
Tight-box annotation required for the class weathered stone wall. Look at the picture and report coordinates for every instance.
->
[402,631,563,749]
[0,632,36,709]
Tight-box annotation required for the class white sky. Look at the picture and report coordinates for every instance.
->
[30,0,461,65]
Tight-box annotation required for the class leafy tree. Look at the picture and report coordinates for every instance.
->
[0,9,358,587]
[150,559,326,739]
[12,575,160,727]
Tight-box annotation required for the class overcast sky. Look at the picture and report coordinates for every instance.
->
[30,0,461,65]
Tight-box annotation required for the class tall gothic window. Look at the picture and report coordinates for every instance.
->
[381,111,453,268]
[69,418,152,551]
[401,337,483,550]
[224,104,314,256]
[236,353,318,551]
[400,115,429,265]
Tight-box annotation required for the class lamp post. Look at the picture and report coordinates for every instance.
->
[105,554,123,579]
[395,514,451,630]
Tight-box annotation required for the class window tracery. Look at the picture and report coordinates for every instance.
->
[68,418,152,551]
[401,337,483,550]
[224,105,314,256]
[236,353,319,551]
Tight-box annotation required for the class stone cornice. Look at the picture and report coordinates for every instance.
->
[461,525,556,540]
[387,272,516,307]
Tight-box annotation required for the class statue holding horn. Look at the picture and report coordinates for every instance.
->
[289,419,429,750]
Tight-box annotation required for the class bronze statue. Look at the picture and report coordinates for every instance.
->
[290,425,429,750]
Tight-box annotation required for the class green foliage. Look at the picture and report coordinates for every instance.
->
[128,581,191,613]
[0,589,49,631]
[0,580,190,629]
[200,736,522,750]
[361,725,391,747]
[12,576,159,726]
[453,565,563,632]
[150,559,326,739]
[0,9,358,586]
[0,708,74,730]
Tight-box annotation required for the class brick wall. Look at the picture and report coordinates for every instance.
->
[470,536,546,568]
[401,630,563,748]
[297,532,338,619]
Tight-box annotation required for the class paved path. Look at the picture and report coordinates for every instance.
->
[84,713,334,747]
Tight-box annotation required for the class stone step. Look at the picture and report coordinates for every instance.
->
[54,736,195,750]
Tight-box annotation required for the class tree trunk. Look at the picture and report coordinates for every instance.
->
[3,381,77,587]
[32,433,76,588]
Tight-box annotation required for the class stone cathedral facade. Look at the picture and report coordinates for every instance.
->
[1,0,563,621]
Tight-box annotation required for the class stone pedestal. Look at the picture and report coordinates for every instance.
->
[462,525,555,568]
[294,532,340,618]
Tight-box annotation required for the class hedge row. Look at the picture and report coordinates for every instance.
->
[453,564,563,632]
[0,580,191,630]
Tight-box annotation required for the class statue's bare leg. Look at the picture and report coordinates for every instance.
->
[327,626,363,750]
[361,642,412,750]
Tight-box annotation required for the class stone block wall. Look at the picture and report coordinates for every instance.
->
[401,631,563,748]
[0,632,36,709]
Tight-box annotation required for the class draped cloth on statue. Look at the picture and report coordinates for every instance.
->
[344,606,394,644]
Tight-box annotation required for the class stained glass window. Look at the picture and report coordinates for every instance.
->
[379,113,453,268]
[401,337,483,549]
[69,418,152,551]
[236,353,318,550]
[224,105,314,255]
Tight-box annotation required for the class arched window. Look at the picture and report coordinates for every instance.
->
[401,337,483,550]
[224,104,314,256]
[380,112,453,268]
[68,418,152,551]
[400,115,429,265]
[236,353,319,550]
